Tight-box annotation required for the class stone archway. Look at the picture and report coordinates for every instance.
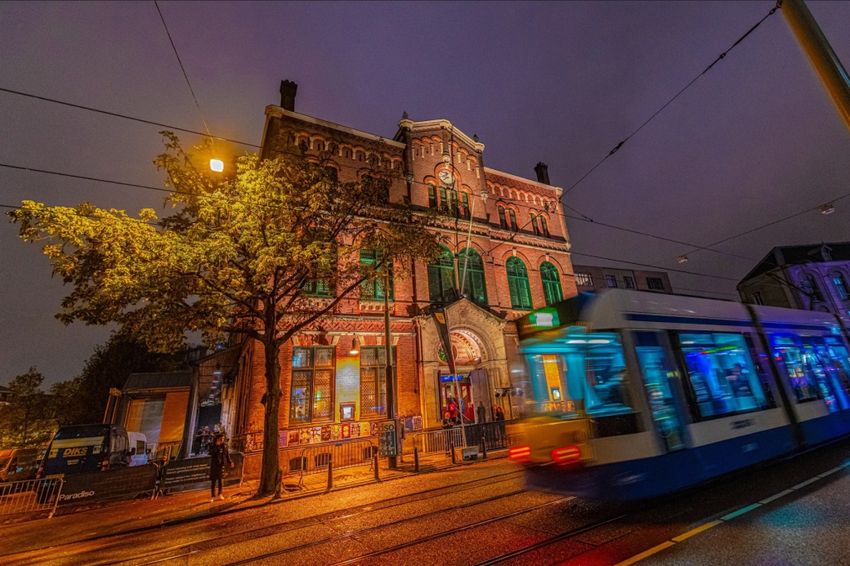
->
[416,298,510,428]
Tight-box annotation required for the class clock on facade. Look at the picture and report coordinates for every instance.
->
[438,170,454,187]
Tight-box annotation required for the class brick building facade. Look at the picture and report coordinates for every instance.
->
[223,82,576,456]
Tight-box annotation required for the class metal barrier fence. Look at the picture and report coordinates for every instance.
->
[0,478,63,519]
[280,439,378,490]
[413,420,514,455]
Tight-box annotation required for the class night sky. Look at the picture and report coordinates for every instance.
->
[2,1,849,386]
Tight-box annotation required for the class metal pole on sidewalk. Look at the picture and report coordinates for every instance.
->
[383,267,397,470]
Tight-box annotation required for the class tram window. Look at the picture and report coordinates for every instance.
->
[769,334,850,412]
[677,332,770,420]
[525,332,638,424]
[583,334,633,417]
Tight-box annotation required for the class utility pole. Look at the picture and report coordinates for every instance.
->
[781,0,850,132]
[383,266,397,469]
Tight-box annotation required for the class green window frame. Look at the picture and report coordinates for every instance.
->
[360,249,393,300]
[461,192,470,219]
[439,187,448,213]
[540,262,563,305]
[507,257,532,309]
[428,245,457,303]
[428,184,437,208]
[303,279,332,297]
[459,248,488,305]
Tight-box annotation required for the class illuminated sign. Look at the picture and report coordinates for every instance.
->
[439,375,464,382]
[529,308,559,328]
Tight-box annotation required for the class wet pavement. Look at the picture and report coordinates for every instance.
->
[2,439,850,565]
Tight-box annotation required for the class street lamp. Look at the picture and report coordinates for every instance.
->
[209,158,224,173]
[349,336,360,356]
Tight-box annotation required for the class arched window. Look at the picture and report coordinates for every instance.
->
[360,249,393,300]
[833,273,849,301]
[428,246,457,304]
[540,262,563,305]
[427,184,437,209]
[497,206,508,229]
[531,215,540,236]
[539,216,549,237]
[508,209,518,232]
[459,248,487,305]
[506,257,532,309]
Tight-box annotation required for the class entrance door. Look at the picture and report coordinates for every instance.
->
[469,369,492,423]
[438,373,473,423]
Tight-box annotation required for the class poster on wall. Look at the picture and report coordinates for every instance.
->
[342,423,351,438]
[288,430,300,446]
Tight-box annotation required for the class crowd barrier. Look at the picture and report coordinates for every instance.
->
[0,478,64,519]
[412,420,513,455]
[280,438,377,491]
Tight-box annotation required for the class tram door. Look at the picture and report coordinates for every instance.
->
[634,332,686,452]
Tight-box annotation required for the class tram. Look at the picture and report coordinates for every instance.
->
[508,290,850,500]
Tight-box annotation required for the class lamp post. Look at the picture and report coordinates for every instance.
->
[383,266,397,469]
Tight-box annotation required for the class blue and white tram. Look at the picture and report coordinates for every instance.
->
[509,290,850,500]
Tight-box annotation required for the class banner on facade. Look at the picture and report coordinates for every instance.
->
[432,307,456,374]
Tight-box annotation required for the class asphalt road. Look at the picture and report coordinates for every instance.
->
[3,438,850,566]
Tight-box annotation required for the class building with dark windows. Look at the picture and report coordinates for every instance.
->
[226,81,577,470]
[737,242,850,325]
[571,264,673,294]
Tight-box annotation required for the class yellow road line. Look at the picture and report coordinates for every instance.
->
[671,520,722,543]
[615,541,675,566]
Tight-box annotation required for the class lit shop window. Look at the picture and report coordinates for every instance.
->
[291,347,334,423]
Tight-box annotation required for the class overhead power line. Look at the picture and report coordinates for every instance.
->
[153,0,212,139]
[0,84,783,265]
[563,1,780,196]
[0,161,736,283]
[0,86,260,148]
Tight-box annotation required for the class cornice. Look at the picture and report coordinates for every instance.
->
[266,105,406,149]
[484,167,564,197]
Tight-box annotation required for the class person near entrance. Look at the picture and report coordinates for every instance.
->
[476,402,487,424]
[209,433,233,502]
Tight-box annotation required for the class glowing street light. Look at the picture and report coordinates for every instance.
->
[209,158,224,173]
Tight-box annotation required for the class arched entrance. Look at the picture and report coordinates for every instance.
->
[417,298,511,428]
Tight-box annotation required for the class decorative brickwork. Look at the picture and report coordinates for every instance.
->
[228,95,577,454]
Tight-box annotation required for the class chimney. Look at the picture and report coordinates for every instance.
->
[534,162,550,185]
[280,80,298,111]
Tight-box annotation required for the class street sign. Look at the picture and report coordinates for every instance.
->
[378,421,398,457]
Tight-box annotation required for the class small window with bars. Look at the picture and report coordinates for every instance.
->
[575,272,593,287]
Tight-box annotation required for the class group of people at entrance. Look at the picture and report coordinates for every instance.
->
[442,397,505,429]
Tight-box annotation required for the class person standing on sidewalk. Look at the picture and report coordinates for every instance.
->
[209,433,233,502]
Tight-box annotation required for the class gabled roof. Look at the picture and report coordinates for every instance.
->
[739,242,850,284]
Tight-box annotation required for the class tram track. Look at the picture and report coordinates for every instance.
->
[3,467,524,566]
[472,512,629,565]
[222,491,573,566]
[113,469,526,566]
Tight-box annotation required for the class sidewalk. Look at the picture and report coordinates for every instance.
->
[0,450,504,557]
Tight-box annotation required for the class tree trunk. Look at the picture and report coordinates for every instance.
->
[258,337,282,496]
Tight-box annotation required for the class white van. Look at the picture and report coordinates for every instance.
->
[127,432,148,466]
